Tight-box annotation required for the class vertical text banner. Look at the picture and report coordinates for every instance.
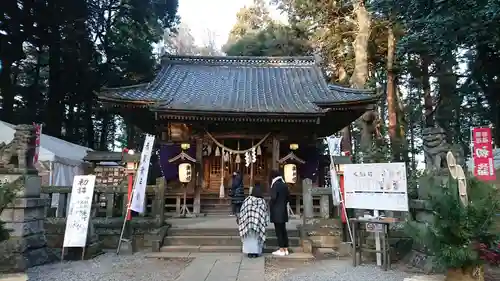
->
[63,175,96,247]
[33,123,42,164]
[472,127,496,181]
[130,134,156,213]
[326,136,342,206]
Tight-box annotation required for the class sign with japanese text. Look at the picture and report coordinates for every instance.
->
[472,127,496,181]
[326,136,342,206]
[130,134,155,213]
[33,123,42,164]
[366,222,384,233]
[344,163,408,211]
[63,175,96,247]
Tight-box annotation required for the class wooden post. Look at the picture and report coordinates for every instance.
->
[302,178,313,218]
[155,177,166,225]
[122,186,128,217]
[320,195,330,218]
[139,187,147,217]
[194,137,202,215]
[250,140,254,189]
[271,136,280,170]
[106,193,115,217]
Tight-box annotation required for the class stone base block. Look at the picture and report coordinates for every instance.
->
[0,245,52,273]
[60,241,104,260]
[117,238,137,255]
[403,275,445,281]
[301,239,313,254]
[403,250,443,274]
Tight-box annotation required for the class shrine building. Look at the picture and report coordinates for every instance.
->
[97,55,380,215]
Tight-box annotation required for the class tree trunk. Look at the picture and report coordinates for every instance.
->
[446,266,484,281]
[0,59,15,123]
[46,1,64,137]
[386,24,399,161]
[99,114,111,151]
[340,127,352,154]
[435,58,457,144]
[421,55,433,127]
[350,0,371,89]
[351,0,373,161]
[26,52,42,123]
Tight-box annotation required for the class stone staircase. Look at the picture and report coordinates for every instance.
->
[160,226,303,253]
[200,198,232,216]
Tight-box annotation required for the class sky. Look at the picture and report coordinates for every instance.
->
[178,0,286,48]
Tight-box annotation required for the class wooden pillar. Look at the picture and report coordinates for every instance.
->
[194,137,202,214]
[106,193,115,217]
[250,140,254,189]
[320,195,330,218]
[271,136,280,170]
[302,178,313,218]
[154,177,165,225]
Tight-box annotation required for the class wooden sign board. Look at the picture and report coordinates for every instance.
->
[62,175,96,251]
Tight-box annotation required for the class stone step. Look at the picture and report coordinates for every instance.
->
[168,228,300,237]
[159,245,305,254]
[163,235,301,247]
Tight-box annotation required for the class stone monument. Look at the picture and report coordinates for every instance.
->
[0,125,54,273]
[403,126,461,273]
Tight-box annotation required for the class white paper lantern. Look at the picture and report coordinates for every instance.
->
[179,163,192,183]
[284,164,297,184]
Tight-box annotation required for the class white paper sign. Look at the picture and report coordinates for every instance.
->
[63,175,96,247]
[344,163,408,211]
[130,134,155,213]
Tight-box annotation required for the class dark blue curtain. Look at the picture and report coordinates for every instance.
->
[158,143,196,181]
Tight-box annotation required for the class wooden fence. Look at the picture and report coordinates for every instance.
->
[40,178,335,220]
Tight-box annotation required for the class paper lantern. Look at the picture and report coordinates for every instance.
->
[284,164,297,184]
[179,163,192,183]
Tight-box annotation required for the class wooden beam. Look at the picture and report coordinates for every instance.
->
[194,137,203,214]
[272,135,280,170]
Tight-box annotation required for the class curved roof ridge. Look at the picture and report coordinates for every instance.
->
[328,83,376,95]
[161,55,317,66]
[101,82,150,92]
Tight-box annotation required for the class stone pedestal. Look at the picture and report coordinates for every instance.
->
[0,173,54,273]
[402,171,450,274]
[302,179,313,218]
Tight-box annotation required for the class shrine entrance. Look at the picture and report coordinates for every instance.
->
[204,135,271,197]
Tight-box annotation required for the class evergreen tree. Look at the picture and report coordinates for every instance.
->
[407,176,500,273]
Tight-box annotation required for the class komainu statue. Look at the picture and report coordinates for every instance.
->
[0,125,37,171]
[422,126,450,171]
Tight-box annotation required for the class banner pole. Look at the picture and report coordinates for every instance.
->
[117,186,134,255]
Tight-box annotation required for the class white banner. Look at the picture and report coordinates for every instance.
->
[343,163,408,211]
[63,175,96,247]
[326,136,342,206]
[326,136,342,157]
[130,134,155,213]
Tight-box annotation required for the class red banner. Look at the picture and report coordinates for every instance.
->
[33,123,42,165]
[472,127,496,181]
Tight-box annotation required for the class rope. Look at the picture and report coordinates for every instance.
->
[205,131,271,154]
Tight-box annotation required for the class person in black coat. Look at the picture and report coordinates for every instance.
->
[230,171,245,216]
[269,169,290,256]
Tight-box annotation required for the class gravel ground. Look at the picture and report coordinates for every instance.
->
[266,259,415,281]
[24,252,190,281]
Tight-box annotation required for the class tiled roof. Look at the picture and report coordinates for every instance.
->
[99,55,378,114]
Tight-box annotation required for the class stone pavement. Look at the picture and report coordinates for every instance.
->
[175,253,264,281]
